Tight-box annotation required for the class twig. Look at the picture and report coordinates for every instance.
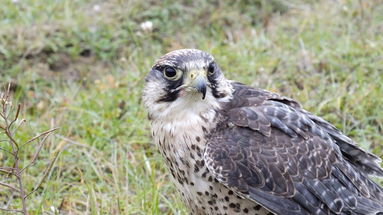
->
[12,119,26,134]
[0,166,15,171]
[0,84,61,214]
[14,154,27,214]
[8,104,21,128]
[22,127,59,147]
[0,112,6,121]
[0,146,13,155]
[20,133,51,173]
[0,181,20,192]
[0,85,44,214]
[25,149,61,198]
[0,167,13,175]
[0,208,23,213]
[4,123,19,151]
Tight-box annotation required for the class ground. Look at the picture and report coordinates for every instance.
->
[0,0,382,214]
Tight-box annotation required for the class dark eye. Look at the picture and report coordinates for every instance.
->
[163,67,181,80]
[207,62,215,75]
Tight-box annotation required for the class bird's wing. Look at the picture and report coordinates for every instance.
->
[204,83,383,215]
[301,108,383,177]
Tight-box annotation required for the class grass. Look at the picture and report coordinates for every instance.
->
[0,0,382,214]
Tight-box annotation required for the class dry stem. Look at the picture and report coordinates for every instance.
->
[0,84,59,214]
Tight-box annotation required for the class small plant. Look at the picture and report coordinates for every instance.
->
[0,84,59,214]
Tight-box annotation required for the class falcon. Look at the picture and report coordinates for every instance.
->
[142,49,383,215]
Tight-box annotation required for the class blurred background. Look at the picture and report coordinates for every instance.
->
[0,0,382,214]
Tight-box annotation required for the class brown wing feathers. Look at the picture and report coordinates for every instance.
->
[205,83,383,214]
[303,109,383,177]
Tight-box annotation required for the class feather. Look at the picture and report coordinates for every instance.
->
[204,83,383,214]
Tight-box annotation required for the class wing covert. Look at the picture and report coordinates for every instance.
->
[204,83,383,214]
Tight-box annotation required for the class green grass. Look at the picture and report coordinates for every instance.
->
[0,0,382,214]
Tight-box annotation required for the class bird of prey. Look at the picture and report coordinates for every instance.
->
[142,49,383,215]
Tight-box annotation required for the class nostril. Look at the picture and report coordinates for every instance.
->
[190,73,195,79]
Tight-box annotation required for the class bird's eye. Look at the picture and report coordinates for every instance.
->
[207,62,215,75]
[163,67,181,80]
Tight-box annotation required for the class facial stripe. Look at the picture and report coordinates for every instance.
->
[157,89,181,102]
[147,49,227,103]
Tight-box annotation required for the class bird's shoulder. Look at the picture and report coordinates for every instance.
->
[222,82,300,109]
[214,82,383,177]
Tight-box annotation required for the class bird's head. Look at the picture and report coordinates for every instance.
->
[142,49,233,121]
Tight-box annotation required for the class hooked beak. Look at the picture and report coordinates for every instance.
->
[187,70,207,99]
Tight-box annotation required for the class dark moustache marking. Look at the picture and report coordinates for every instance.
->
[207,63,227,99]
[153,51,225,102]
[157,88,180,102]
[152,66,185,103]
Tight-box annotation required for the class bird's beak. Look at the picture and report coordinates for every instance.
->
[186,70,207,99]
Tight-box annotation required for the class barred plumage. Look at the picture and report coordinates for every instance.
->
[143,49,383,215]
